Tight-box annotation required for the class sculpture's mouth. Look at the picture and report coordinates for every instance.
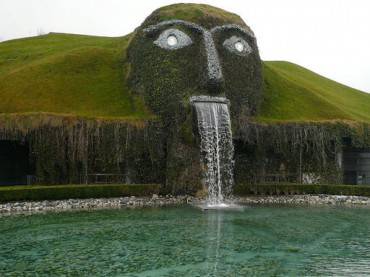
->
[190,95,229,105]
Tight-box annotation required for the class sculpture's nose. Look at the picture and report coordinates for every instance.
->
[203,31,224,94]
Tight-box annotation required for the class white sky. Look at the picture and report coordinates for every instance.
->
[1,0,369,92]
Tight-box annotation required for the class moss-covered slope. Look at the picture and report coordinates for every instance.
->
[143,3,247,29]
[0,33,369,122]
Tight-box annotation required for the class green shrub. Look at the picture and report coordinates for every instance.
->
[234,183,370,197]
[0,184,160,202]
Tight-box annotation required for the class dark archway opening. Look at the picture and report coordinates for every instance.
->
[0,140,33,185]
[343,148,370,185]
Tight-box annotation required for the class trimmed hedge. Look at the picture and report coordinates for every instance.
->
[0,184,160,203]
[234,183,370,197]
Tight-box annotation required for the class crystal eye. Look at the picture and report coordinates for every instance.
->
[154,28,192,50]
[223,36,252,56]
[167,35,178,46]
[234,42,244,52]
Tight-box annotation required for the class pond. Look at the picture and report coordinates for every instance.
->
[1,205,370,276]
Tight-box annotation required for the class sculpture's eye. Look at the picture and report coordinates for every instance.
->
[154,28,193,50]
[223,36,252,56]
[167,35,178,46]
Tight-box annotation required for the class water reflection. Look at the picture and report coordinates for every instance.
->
[205,211,227,276]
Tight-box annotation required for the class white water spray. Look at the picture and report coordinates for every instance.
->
[190,96,234,207]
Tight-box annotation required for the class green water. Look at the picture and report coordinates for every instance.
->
[1,205,370,276]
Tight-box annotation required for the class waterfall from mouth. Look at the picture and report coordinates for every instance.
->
[190,96,234,206]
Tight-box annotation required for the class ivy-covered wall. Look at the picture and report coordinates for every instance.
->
[0,115,165,186]
[2,115,370,190]
[234,121,370,185]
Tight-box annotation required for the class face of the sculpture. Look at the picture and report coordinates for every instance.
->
[128,5,262,127]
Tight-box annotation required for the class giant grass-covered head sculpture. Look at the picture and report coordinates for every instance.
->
[128,4,263,127]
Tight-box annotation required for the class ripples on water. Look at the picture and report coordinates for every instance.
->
[1,205,370,276]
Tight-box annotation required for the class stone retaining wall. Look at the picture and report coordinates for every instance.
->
[0,195,193,216]
[1,194,370,216]
[235,195,370,206]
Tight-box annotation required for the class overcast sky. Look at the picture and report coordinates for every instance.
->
[1,0,369,92]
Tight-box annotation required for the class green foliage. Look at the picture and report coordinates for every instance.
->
[144,3,246,29]
[0,184,160,202]
[260,61,370,122]
[0,115,166,185]
[234,121,347,185]
[126,4,263,191]
[234,183,370,197]
[129,3,263,124]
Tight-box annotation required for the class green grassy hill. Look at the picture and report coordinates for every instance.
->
[0,33,369,123]
[261,62,370,122]
[0,33,150,120]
